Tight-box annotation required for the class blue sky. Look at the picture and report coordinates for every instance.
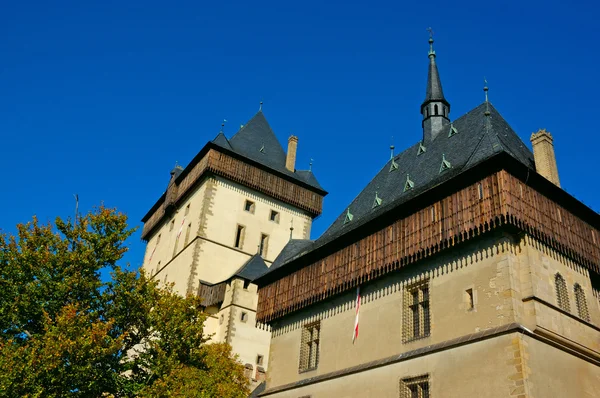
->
[1,0,598,270]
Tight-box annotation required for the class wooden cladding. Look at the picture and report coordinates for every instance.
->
[142,149,324,239]
[198,281,227,307]
[257,170,600,323]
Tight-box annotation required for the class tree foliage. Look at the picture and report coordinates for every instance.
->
[0,206,248,397]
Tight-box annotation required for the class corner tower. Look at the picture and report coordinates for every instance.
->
[421,34,450,143]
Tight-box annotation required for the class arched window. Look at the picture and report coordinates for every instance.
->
[434,104,439,115]
[574,284,590,321]
[425,107,429,117]
[444,107,447,117]
[555,273,570,312]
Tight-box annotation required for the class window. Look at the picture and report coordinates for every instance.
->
[259,234,269,257]
[465,288,474,311]
[156,234,161,245]
[430,206,436,222]
[241,312,248,322]
[299,321,320,372]
[574,284,590,321]
[478,183,484,200]
[243,279,251,290]
[425,107,429,117]
[244,200,255,214]
[256,354,264,366]
[434,104,438,115]
[403,280,430,342]
[169,219,175,231]
[555,273,570,312]
[270,210,280,223]
[234,225,245,249]
[399,374,430,398]
[184,204,190,216]
[219,314,224,325]
[184,223,192,246]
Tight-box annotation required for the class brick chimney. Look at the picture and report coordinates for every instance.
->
[286,135,298,172]
[530,129,560,187]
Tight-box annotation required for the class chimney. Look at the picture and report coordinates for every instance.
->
[530,129,560,187]
[286,135,298,172]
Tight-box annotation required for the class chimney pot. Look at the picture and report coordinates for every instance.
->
[286,135,298,172]
[530,129,560,187]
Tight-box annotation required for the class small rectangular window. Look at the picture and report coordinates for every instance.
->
[430,206,436,222]
[244,200,255,214]
[185,204,190,216]
[557,208,563,223]
[241,312,248,322]
[465,288,474,311]
[299,321,320,372]
[234,225,245,249]
[399,374,430,398]
[270,210,280,223]
[169,219,175,231]
[256,354,264,366]
[243,279,251,290]
[403,280,430,342]
[592,230,597,245]
[478,183,484,200]
[157,234,161,245]
[259,234,269,257]
[184,223,192,246]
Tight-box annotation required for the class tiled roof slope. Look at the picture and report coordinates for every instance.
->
[260,102,534,275]
[268,239,314,272]
[233,254,269,281]
[211,111,324,192]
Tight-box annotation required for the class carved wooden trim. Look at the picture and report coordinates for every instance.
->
[257,170,600,323]
[142,149,324,240]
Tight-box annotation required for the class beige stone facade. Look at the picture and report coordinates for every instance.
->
[261,232,600,397]
[142,173,314,387]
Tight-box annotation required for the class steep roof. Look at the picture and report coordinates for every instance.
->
[232,254,269,281]
[268,239,314,273]
[211,111,324,192]
[258,102,535,277]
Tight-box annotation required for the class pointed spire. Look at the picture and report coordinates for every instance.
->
[421,29,450,143]
[423,29,447,105]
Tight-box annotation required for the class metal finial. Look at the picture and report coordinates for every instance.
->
[390,145,395,160]
[309,158,313,171]
[220,119,227,133]
[483,78,491,116]
[427,27,435,56]
[289,219,294,240]
[259,101,263,111]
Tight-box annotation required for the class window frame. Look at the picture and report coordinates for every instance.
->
[244,200,256,214]
[403,280,431,343]
[299,321,321,372]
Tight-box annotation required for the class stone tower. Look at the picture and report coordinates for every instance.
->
[140,109,326,387]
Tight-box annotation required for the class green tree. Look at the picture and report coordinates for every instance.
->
[0,206,249,397]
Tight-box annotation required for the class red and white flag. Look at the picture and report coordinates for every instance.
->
[352,286,361,343]
[177,217,186,239]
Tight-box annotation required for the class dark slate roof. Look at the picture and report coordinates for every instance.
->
[268,239,314,273]
[233,254,269,281]
[424,52,446,104]
[249,381,266,398]
[211,111,325,192]
[259,102,534,276]
[295,170,325,191]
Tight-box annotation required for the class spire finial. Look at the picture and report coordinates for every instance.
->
[484,78,491,116]
[259,101,263,112]
[220,119,227,133]
[427,27,435,57]
[289,219,294,240]
[390,145,395,160]
[309,158,313,171]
